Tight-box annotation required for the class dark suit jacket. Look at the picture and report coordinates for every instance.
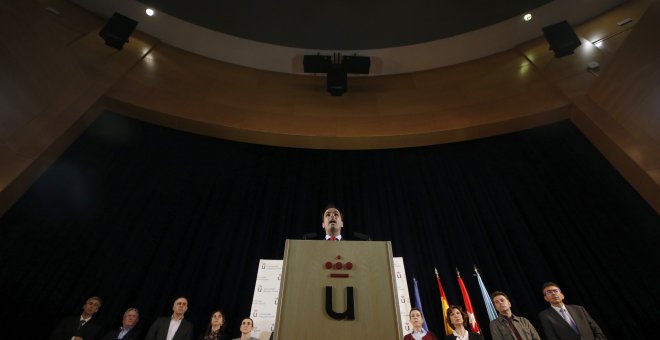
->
[445,331,484,340]
[100,326,143,340]
[145,317,193,340]
[302,231,371,240]
[538,305,606,340]
[302,232,349,240]
[319,234,347,240]
[49,316,103,340]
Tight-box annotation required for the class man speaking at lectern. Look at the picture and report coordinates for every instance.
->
[302,205,371,240]
[321,205,345,240]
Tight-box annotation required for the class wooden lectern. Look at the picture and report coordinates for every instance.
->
[274,240,403,339]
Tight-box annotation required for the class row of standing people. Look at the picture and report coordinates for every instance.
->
[405,282,606,340]
[49,296,257,340]
[49,205,342,340]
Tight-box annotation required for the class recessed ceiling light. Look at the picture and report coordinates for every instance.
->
[146,8,155,16]
[523,13,533,22]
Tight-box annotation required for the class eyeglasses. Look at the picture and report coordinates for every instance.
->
[544,288,561,295]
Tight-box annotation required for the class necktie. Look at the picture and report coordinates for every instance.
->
[78,319,86,330]
[560,308,579,334]
[329,236,337,241]
[504,317,523,340]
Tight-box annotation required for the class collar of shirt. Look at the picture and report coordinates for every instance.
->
[80,315,92,322]
[325,235,342,240]
[171,315,184,322]
[411,328,427,339]
[453,329,469,340]
[499,314,519,323]
[550,304,566,313]
[118,326,133,338]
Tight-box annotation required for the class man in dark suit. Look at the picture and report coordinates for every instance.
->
[302,205,370,240]
[49,296,104,340]
[100,307,142,340]
[145,297,193,340]
[538,282,607,340]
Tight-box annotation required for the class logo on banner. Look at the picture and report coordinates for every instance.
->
[252,309,258,317]
[257,285,263,292]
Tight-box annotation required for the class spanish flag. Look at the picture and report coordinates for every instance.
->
[434,268,452,336]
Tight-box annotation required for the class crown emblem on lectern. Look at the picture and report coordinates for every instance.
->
[324,255,353,278]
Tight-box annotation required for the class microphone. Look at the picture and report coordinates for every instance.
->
[302,232,318,240]
[352,232,372,241]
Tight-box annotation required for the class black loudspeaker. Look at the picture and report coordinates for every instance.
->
[303,55,332,73]
[99,13,138,50]
[542,21,581,58]
[343,56,370,74]
[326,64,347,96]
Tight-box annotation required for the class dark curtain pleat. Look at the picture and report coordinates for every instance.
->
[0,112,657,339]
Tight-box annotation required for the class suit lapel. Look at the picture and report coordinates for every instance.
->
[546,307,574,332]
[565,305,585,333]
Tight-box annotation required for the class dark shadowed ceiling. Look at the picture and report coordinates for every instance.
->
[138,0,552,49]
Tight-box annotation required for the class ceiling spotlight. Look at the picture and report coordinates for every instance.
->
[146,8,155,16]
[523,13,533,22]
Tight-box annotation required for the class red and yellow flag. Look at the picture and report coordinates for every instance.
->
[434,268,452,336]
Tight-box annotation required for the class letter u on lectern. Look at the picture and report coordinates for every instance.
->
[274,240,403,339]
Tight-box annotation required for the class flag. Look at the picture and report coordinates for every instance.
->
[457,268,481,334]
[474,265,498,321]
[412,277,429,331]
[434,268,453,336]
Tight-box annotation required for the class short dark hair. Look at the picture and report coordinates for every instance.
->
[541,282,561,294]
[490,291,509,302]
[446,305,468,330]
[321,204,343,220]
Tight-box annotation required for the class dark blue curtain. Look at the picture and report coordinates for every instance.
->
[0,112,657,339]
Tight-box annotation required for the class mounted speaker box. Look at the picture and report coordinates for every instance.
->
[99,13,138,50]
[542,21,581,58]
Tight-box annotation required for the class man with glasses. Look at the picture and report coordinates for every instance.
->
[538,282,606,340]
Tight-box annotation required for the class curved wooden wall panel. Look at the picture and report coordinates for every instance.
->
[104,45,570,149]
[573,0,660,213]
[0,0,157,215]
